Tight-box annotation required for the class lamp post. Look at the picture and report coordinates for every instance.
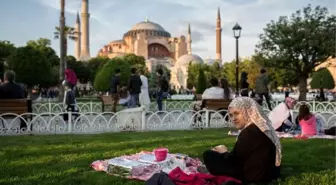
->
[232,23,242,96]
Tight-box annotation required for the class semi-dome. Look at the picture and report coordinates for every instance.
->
[123,18,171,38]
[176,54,204,66]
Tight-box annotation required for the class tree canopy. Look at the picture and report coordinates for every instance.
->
[255,4,336,100]
[0,41,16,78]
[67,56,90,83]
[27,38,59,67]
[7,46,52,87]
[310,68,335,89]
[93,58,132,92]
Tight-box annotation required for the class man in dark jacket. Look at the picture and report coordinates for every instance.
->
[156,69,168,111]
[0,70,25,99]
[127,68,142,108]
[0,70,27,129]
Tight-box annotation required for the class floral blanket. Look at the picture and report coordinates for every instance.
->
[90,151,202,181]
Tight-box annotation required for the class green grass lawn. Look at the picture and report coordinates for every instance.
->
[0,129,335,185]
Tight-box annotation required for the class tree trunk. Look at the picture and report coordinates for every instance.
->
[64,39,67,69]
[298,75,307,101]
[58,0,65,102]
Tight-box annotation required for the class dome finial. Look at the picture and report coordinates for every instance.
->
[145,17,149,22]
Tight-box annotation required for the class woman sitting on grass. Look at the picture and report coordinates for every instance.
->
[269,97,298,132]
[202,97,281,184]
[298,104,336,136]
[298,104,317,136]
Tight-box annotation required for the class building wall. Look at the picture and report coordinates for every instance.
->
[315,58,336,92]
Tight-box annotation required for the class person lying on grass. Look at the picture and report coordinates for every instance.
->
[202,97,282,184]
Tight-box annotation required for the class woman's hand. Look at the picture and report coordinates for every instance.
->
[212,145,228,153]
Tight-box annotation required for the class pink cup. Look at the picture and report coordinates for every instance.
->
[153,148,169,162]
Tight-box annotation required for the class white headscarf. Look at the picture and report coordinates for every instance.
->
[229,97,282,166]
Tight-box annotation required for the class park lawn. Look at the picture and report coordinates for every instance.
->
[0,129,335,185]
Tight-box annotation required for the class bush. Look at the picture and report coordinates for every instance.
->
[196,69,207,94]
[93,58,131,92]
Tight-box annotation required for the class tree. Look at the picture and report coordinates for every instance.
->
[6,46,52,88]
[186,63,204,89]
[0,41,16,78]
[67,56,90,83]
[196,68,207,94]
[255,4,336,100]
[54,26,78,65]
[310,68,335,101]
[123,53,148,76]
[87,57,109,83]
[27,38,59,67]
[93,58,131,92]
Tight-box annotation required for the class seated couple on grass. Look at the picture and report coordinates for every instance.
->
[202,97,281,184]
[269,97,336,136]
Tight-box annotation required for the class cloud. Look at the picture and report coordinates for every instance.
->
[33,0,114,27]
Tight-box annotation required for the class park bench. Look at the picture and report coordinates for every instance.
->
[193,99,232,127]
[100,95,113,112]
[0,99,32,131]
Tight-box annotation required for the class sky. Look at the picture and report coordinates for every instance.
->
[0,0,335,62]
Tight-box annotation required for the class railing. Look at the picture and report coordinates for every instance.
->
[0,109,335,136]
[31,100,336,114]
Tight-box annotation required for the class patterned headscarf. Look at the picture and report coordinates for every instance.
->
[229,97,282,166]
[285,97,297,109]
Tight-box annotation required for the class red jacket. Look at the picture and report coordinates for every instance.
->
[168,167,241,185]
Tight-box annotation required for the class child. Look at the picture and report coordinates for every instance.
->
[298,104,317,136]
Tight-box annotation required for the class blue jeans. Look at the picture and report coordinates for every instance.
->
[128,94,139,108]
[156,92,163,111]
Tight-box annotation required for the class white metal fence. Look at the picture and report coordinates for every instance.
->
[0,108,335,136]
[31,100,336,113]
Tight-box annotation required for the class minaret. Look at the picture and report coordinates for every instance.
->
[216,7,222,61]
[74,12,81,60]
[79,0,90,61]
[187,24,192,54]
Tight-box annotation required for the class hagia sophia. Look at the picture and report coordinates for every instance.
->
[73,0,222,89]
[73,0,336,91]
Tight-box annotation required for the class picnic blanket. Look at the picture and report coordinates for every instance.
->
[228,130,336,139]
[90,151,202,181]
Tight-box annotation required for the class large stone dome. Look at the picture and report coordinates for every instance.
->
[176,54,204,66]
[123,18,171,38]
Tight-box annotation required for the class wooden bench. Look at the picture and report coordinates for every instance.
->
[193,99,231,126]
[201,99,231,111]
[0,99,32,130]
[99,96,113,112]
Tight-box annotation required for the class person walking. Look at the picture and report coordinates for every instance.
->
[127,68,142,108]
[139,69,151,111]
[110,69,121,112]
[255,69,272,110]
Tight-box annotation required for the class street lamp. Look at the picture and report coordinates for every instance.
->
[232,23,242,96]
